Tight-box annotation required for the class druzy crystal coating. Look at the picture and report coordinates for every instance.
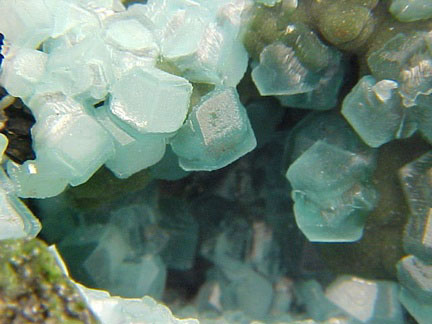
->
[0,0,431,323]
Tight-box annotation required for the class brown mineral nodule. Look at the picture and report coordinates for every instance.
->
[0,238,99,324]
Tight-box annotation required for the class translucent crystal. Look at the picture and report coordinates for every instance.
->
[342,76,416,147]
[367,32,432,107]
[390,0,432,22]
[171,87,256,171]
[0,165,41,240]
[109,67,192,134]
[143,0,249,86]
[95,105,166,179]
[0,0,54,48]
[252,24,341,96]
[59,224,167,299]
[397,255,432,324]
[285,113,377,242]
[325,276,404,324]
[287,141,376,242]
[399,151,432,262]
[41,35,112,103]
[104,18,158,56]
[296,280,344,321]
[0,47,48,99]
[30,94,115,186]
[0,186,41,240]
[7,156,69,199]
[277,58,344,110]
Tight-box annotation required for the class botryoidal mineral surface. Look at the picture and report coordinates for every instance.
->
[0,0,431,323]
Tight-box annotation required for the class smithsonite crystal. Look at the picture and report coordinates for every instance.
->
[390,0,432,22]
[285,113,377,242]
[108,67,192,134]
[367,31,432,108]
[1,0,432,322]
[251,23,342,97]
[399,151,432,262]
[171,87,256,171]
[342,75,417,148]
[397,255,432,324]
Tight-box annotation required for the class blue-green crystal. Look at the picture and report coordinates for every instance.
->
[342,75,416,148]
[286,113,377,242]
[399,151,432,262]
[390,0,432,22]
[397,255,432,324]
[171,87,256,171]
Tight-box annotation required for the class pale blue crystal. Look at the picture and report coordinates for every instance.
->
[0,0,54,48]
[29,94,114,186]
[342,75,417,147]
[252,42,318,96]
[95,105,166,179]
[6,156,69,199]
[287,140,377,242]
[397,255,432,324]
[0,178,41,240]
[368,32,432,107]
[0,47,48,100]
[399,151,432,262]
[296,280,343,321]
[390,0,432,22]
[277,58,344,110]
[74,283,199,324]
[286,113,377,242]
[41,35,112,103]
[252,24,341,97]
[325,276,404,324]
[171,87,256,171]
[109,67,192,134]
[59,224,167,299]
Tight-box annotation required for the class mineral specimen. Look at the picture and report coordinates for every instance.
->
[0,0,431,323]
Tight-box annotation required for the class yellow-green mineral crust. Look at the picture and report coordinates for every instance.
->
[0,239,99,324]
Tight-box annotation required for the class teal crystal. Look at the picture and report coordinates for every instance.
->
[95,104,167,179]
[1,0,432,323]
[171,87,256,171]
[399,151,432,262]
[367,32,432,108]
[342,75,417,148]
[295,280,344,321]
[390,0,432,22]
[325,276,404,324]
[286,113,378,242]
[277,57,345,110]
[109,67,192,134]
[0,172,41,240]
[0,47,48,100]
[29,94,115,187]
[251,23,341,97]
[397,255,432,324]
[58,222,167,299]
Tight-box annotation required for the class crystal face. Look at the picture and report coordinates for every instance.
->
[0,0,432,323]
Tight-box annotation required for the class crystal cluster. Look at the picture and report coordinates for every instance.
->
[0,0,431,324]
[0,0,256,199]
